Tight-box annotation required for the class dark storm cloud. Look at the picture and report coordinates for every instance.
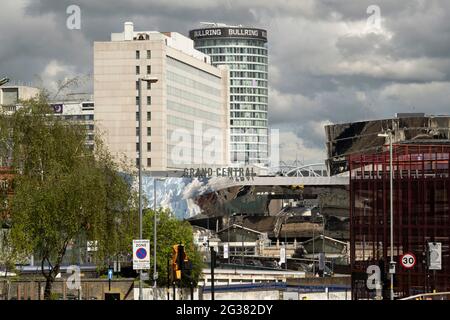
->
[2,0,450,163]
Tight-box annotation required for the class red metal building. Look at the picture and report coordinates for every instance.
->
[350,144,450,299]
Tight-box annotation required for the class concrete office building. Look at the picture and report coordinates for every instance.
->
[0,85,40,112]
[190,23,269,166]
[50,96,95,149]
[94,22,230,172]
[0,85,95,153]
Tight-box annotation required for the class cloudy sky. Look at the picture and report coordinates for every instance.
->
[1,0,450,164]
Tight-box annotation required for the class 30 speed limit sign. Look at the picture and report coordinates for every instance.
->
[400,252,416,269]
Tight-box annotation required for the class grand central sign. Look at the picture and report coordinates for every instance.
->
[189,27,267,41]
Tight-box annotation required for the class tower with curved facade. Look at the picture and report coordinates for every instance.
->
[190,23,269,166]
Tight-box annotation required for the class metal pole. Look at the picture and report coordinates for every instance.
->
[389,130,394,300]
[285,215,288,270]
[312,216,315,275]
[153,178,157,299]
[138,78,143,301]
[211,247,215,300]
[167,259,170,300]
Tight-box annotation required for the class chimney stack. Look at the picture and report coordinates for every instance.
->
[124,22,134,41]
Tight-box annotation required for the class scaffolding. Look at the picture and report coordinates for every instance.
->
[349,144,450,299]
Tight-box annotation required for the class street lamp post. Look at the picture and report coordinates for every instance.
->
[153,177,165,300]
[378,129,395,300]
[138,76,158,300]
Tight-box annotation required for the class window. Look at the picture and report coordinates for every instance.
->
[147,96,151,105]
[147,81,151,90]
[147,158,151,167]
[136,143,140,152]
[147,50,151,59]
[136,158,139,166]
[136,112,140,121]
[147,142,151,152]
[136,97,140,105]
[136,50,140,59]
[136,66,140,75]
[136,127,140,136]
[147,111,151,121]
[147,127,151,136]
[147,65,151,74]
[136,81,139,90]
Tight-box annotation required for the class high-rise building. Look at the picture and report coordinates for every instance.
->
[94,22,230,172]
[190,23,269,166]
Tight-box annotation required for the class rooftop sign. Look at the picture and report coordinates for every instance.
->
[189,27,267,41]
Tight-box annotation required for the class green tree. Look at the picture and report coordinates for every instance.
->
[143,208,204,287]
[0,94,137,299]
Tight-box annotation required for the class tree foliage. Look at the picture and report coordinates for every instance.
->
[143,208,204,287]
[0,94,137,298]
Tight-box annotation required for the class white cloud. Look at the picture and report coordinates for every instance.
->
[279,131,326,164]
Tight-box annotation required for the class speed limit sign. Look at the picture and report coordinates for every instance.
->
[400,252,416,269]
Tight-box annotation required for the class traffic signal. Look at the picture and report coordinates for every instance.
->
[172,244,182,280]
[172,244,191,281]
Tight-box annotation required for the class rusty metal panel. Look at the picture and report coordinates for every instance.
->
[350,144,450,299]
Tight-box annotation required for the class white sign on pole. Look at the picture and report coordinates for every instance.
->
[428,242,442,270]
[133,240,150,270]
[280,247,286,264]
[87,240,98,252]
[223,243,229,259]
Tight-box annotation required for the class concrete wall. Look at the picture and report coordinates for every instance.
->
[0,279,134,300]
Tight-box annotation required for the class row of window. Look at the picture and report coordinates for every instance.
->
[167,86,221,109]
[136,80,152,90]
[230,87,268,95]
[231,128,268,135]
[231,151,268,162]
[136,112,151,121]
[136,65,151,75]
[195,39,267,48]
[231,103,268,111]
[231,144,268,151]
[167,100,221,122]
[167,71,220,97]
[136,158,152,167]
[136,50,152,59]
[167,57,221,85]
[61,114,94,121]
[230,96,268,103]
[231,119,267,127]
[135,96,151,105]
[231,136,268,143]
[136,127,151,136]
[230,71,268,79]
[225,63,268,72]
[211,55,268,63]
[230,79,267,87]
[231,111,267,119]
[199,47,267,56]
[136,142,152,152]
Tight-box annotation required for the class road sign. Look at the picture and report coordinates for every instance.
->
[280,247,286,264]
[108,268,113,280]
[400,252,416,269]
[223,243,229,259]
[133,239,150,270]
[428,242,442,270]
[87,240,98,252]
